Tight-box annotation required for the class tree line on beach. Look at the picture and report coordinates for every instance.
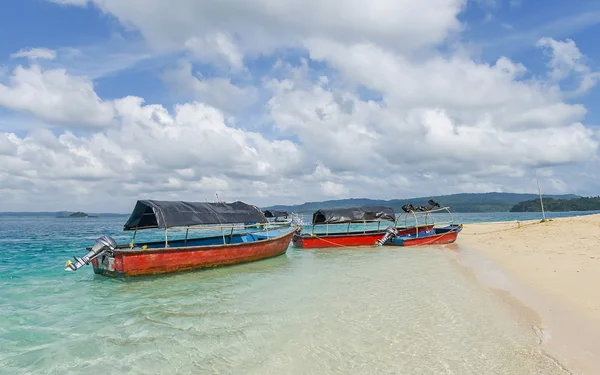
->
[510,196,600,212]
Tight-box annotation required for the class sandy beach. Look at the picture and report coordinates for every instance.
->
[457,214,600,375]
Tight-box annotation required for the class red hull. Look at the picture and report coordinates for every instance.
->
[293,225,434,249]
[91,230,295,277]
[384,231,459,247]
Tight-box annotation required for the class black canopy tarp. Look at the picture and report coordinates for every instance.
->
[311,206,396,224]
[123,200,267,230]
[263,210,288,218]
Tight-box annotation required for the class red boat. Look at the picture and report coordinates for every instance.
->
[292,225,434,248]
[374,201,463,247]
[64,200,297,278]
[291,205,433,249]
[382,224,463,247]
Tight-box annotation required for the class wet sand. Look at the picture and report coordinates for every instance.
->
[457,214,600,375]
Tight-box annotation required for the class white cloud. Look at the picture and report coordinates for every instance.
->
[55,44,153,80]
[58,0,465,54]
[184,33,245,71]
[509,0,522,7]
[11,47,57,60]
[2,0,597,211]
[321,181,348,196]
[46,0,88,5]
[162,61,258,113]
[537,37,600,95]
[266,68,596,175]
[262,38,597,198]
[0,65,115,129]
[0,97,308,211]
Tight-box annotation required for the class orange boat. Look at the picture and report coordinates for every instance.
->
[64,200,297,278]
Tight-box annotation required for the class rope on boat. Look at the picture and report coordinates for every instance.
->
[309,233,354,247]
[403,225,462,247]
[459,220,547,236]
[307,225,464,248]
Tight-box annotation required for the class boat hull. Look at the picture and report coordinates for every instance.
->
[384,225,462,247]
[91,229,296,278]
[292,225,434,249]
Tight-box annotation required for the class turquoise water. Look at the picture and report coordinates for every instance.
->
[1,211,597,374]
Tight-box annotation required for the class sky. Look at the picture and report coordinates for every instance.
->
[0,0,599,212]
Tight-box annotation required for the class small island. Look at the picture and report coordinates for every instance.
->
[56,211,98,218]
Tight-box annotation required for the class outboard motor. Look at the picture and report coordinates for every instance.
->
[65,235,117,271]
[375,226,399,246]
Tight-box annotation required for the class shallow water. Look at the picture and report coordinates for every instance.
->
[2,214,595,374]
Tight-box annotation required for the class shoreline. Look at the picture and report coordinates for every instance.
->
[455,214,600,375]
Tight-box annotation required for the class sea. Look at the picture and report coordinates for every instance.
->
[1,211,598,375]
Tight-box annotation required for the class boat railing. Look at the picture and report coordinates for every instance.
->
[311,219,396,236]
[127,221,292,249]
[394,206,455,238]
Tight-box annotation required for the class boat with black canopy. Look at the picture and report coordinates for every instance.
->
[64,200,298,277]
[291,205,433,249]
[264,210,289,220]
[375,201,463,247]
[263,209,292,227]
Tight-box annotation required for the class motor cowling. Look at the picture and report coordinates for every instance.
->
[375,226,399,246]
[65,235,117,271]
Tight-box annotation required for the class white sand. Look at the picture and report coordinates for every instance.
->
[457,214,600,374]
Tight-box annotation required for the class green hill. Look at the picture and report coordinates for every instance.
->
[510,196,600,212]
[264,193,580,213]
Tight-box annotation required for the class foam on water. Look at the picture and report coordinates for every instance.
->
[1,214,593,374]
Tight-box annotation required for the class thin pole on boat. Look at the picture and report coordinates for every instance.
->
[184,228,189,246]
[535,169,547,222]
[165,228,169,248]
[347,222,350,234]
[377,221,381,231]
[412,210,419,238]
[221,225,226,244]
[229,227,234,243]
[130,228,137,249]
[326,223,329,235]
[363,220,366,234]
[446,207,454,225]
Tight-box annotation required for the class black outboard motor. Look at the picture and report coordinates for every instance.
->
[375,226,399,246]
[65,235,117,271]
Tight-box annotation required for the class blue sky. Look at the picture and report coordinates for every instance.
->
[2,0,598,121]
[460,0,600,125]
[0,0,599,211]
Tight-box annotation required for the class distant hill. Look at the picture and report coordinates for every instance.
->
[510,196,600,212]
[263,193,581,213]
[0,192,584,216]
